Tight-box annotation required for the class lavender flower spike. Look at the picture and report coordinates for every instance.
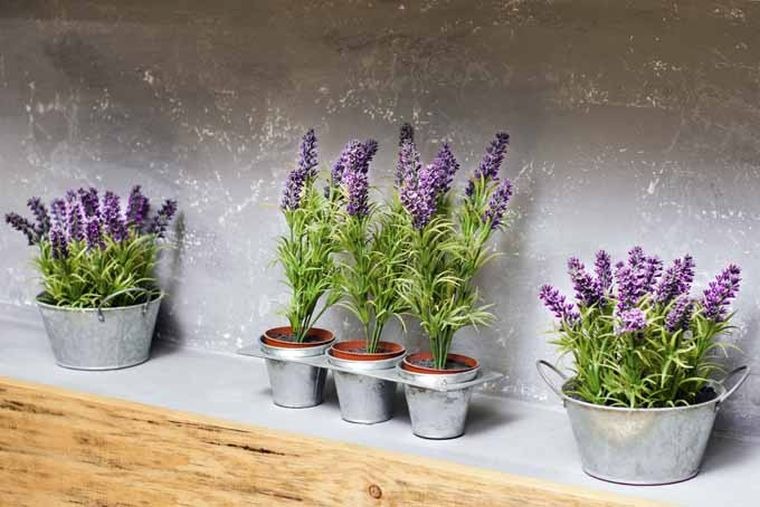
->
[101,191,127,242]
[483,178,513,229]
[5,212,38,245]
[331,140,362,188]
[78,187,100,218]
[594,250,613,293]
[344,166,369,218]
[298,128,319,180]
[282,129,319,210]
[665,295,694,332]
[360,139,379,173]
[65,199,85,242]
[466,131,510,196]
[27,197,50,237]
[49,224,69,259]
[126,185,150,230]
[148,199,178,238]
[395,123,415,186]
[85,218,105,250]
[399,141,434,229]
[539,284,580,324]
[399,122,414,147]
[701,264,742,322]
[654,255,695,304]
[618,308,647,334]
[567,257,603,306]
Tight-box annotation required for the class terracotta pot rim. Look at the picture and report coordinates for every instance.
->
[401,352,479,375]
[262,326,335,349]
[329,340,406,361]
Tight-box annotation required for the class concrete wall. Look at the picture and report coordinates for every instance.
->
[1,0,759,438]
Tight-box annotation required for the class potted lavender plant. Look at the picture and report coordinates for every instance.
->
[537,247,750,485]
[262,129,340,408]
[5,187,177,370]
[327,138,409,424]
[396,130,514,439]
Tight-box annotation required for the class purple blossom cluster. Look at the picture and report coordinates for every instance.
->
[281,129,318,211]
[539,246,742,331]
[701,264,741,322]
[466,132,510,196]
[395,123,415,185]
[339,139,377,218]
[618,308,647,334]
[539,284,580,324]
[398,142,460,229]
[483,178,513,229]
[5,186,177,259]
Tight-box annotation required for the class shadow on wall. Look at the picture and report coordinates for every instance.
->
[155,212,186,345]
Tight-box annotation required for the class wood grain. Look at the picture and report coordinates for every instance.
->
[0,377,659,506]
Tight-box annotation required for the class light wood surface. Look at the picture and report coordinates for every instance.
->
[0,376,659,506]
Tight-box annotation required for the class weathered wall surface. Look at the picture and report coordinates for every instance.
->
[1,0,759,437]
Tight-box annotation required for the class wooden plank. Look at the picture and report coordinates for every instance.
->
[0,377,659,506]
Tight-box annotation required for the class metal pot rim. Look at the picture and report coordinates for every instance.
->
[559,379,726,413]
[35,292,165,312]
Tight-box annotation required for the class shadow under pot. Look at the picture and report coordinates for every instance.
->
[400,352,480,439]
[36,292,163,371]
[328,340,406,424]
[261,326,335,408]
[537,360,751,485]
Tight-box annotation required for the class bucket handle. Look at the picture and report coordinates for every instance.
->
[536,360,568,402]
[96,287,155,322]
[716,365,751,407]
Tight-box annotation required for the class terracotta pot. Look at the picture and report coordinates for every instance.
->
[330,340,405,361]
[327,340,406,424]
[260,326,335,408]
[401,351,479,375]
[400,351,480,439]
[262,326,334,349]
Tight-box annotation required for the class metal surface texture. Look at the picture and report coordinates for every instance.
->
[36,296,162,370]
[261,337,333,408]
[538,360,752,484]
[1,0,760,438]
[404,385,474,440]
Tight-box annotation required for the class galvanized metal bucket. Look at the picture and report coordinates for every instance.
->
[36,292,163,370]
[537,360,751,485]
[328,352,404,424]
[400,364,480,440]
[260,335,334,408]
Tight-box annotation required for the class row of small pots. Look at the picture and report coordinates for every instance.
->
[261,326,479,439]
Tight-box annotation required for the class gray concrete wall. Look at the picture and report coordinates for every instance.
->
[1,0,759,438]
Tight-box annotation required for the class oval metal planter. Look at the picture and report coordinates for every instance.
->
[328,341,406,425]
[36,293,163,371]
[260,327,335,409]
[400,353,480,440]
[537,360,751,485]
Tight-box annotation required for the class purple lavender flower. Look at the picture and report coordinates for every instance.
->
[594,250,613,293]
[85,218,105,250]
[466,131,510,196]
[50,199,66,229]
[615,247,662,308]
[49,224,69,259]
[567,257,604,307]
[344,170,369,218]
[628,246,645,268]
[65,199,85,242]
[614,262,641,309]
[360,139,378,173]
[429,143,459,196]
[539,284,580,324]
[665,295,694,332]
[331,140,362,188]
[399,141,437,229]
[126,185,150,230]
[282,129,319,210]
[5,212,38,245]
[654,255,695,304]
[27,197,50,237]
[101,191,127,242]
[147,199,178,238]
[618,308,647,334]
[78,187,100,218]
[701,264,742,322]
[638,255,663,294]
[395,124,415,186]
[483,178,513,229]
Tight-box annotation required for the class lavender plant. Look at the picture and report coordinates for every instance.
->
[5,187,177,308]
[540,247,741,408]
[332,139,409,353]
[278,129,340,343]
[398,131,514,369]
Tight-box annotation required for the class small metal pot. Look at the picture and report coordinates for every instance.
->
[261,327,335,409]
[400,352,480,440]
[537,360,751,485]
[36,292,163,370]
[328,341,406,424]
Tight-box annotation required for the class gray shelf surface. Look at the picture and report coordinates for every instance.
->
[1,311,758,506]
